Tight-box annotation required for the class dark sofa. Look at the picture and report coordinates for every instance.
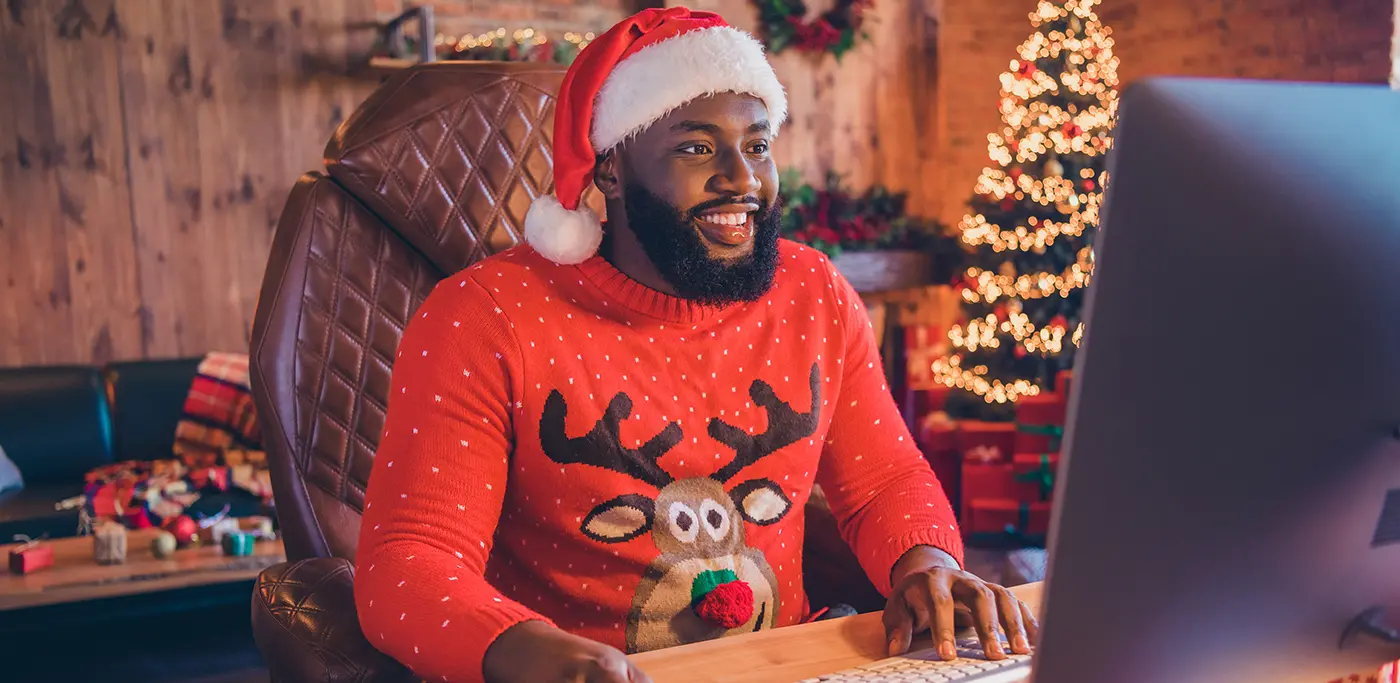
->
[0,358,203,541]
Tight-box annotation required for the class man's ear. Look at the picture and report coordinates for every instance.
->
[593,150,623,201]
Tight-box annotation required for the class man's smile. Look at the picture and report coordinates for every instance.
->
[694,203,760,251]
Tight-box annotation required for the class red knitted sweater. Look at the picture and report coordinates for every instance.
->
[355,241,963,682]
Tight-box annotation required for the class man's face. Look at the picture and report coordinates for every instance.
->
[609,92,782,306]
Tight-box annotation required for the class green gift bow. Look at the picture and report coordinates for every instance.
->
[1002,502,1034,542]
[1014,453,1056,501]
[1016,422,1064,451]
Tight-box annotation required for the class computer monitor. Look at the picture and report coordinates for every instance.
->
[1033,77,1400,683]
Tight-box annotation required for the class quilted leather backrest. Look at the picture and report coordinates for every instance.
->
[250,62,570,562]
[325,62,584,275]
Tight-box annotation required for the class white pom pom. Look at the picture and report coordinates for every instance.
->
[524,195,603,265]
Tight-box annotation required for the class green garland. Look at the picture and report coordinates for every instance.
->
[751,0,873,59]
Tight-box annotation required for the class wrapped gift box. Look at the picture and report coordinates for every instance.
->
[8,541,54,575]
[1056,369,1073,396]
[956,421,1017,464]
[1013,453,1059,502]
[960,461,1018,521]
[917,416,960,515]
[965,498,1051,537]
[1014,393,1067,453]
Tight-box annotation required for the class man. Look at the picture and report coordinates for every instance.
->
[356,7,1036,683]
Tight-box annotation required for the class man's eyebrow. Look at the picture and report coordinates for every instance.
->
[669,119,772,135]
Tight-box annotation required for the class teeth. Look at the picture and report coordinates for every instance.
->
[699,212,748,226]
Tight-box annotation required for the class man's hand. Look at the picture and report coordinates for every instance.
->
[484,621,652,683]
[883,546,1038,662]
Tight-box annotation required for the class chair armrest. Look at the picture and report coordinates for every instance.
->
[252,557,417,683]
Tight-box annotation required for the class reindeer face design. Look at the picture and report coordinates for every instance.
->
[540,364,821,653]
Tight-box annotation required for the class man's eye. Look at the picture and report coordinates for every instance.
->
[679,144,712,155]
[749,141,770,155]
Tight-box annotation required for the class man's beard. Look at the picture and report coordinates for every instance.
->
[620,184,781,307]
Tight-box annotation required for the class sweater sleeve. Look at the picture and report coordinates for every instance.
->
[355,273,550,683]
[814,263,965,595]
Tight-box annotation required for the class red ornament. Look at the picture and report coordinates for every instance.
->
[1009,167,1023,180]
[1050,315,1068,330]
[994,304,1009,320]
[1084,179,1096,191]
[1014,346,1028,359]
[1015,61,1036,78]
[1062,122,1082,137]
[693,580,755,629]
[164,514,199,546]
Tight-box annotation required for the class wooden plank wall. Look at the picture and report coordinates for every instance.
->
[0,0,378,368]
[677,0,942,216]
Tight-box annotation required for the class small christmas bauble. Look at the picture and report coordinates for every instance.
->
[151,531,178,559]
[1043,158,1064,177]
[164,514,199,547]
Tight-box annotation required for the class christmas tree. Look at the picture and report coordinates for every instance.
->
[933,0,1120,420]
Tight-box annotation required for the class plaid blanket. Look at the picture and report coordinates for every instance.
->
[77,352,273,529]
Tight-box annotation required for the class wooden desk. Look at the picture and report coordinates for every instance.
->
[631,583,1041,683]
[632,583,1391,683]
[0,528,285,611]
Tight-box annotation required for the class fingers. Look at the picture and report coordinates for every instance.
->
[882,594,916,657]
[925,574,958,661]
[1019,598,1041,644]
[627,660,654,683]
[585,650,637,683]
[962,580,1005,660]
[992,586,1031,654]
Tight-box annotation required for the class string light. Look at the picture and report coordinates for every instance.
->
[959,246,1093,303]
[934,0,1116,405]
[438,27,594,53]
[932,355,1044,404]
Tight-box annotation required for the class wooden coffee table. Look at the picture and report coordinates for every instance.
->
[0,528,285,611]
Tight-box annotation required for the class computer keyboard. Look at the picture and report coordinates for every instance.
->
[798,638,1032,682]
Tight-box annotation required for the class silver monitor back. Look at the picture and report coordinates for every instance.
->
[1032,77,1400,683]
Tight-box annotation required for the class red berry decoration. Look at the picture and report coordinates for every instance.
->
[693,580,754,629]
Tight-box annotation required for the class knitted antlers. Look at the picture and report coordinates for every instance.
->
[540,391,680,488]
[709,363,821,483]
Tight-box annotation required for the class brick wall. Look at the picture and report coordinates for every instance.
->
[927,0,1398,224]
[374,0,639,42]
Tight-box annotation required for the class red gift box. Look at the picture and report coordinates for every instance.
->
[959,461,1017,521]
[1014,393,1066,453]
[918,417,960,514]
[8,542,54,575]
[1056,369,1073,396]
[966,499,1051,537]
[956,421,1016,464]
[1013,453,1059,502]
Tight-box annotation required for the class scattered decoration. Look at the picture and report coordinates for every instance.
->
[8,535,53,575]
[151,531,179,559]
[751,0,873,58]
[932,0,1120,419]
[93,522,128,565]
[220,531,256,557]
[164,514,200,548]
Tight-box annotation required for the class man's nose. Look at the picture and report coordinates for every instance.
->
[710,148,762,197]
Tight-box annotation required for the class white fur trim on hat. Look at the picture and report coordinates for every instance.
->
[524,194,603,265]
[591,26,789,151]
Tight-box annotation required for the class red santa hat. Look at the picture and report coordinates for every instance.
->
[524,7,789,265]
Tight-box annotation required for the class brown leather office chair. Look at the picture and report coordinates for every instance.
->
[247,61,882,683]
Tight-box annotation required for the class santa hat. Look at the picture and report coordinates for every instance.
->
[524,7,789,265]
